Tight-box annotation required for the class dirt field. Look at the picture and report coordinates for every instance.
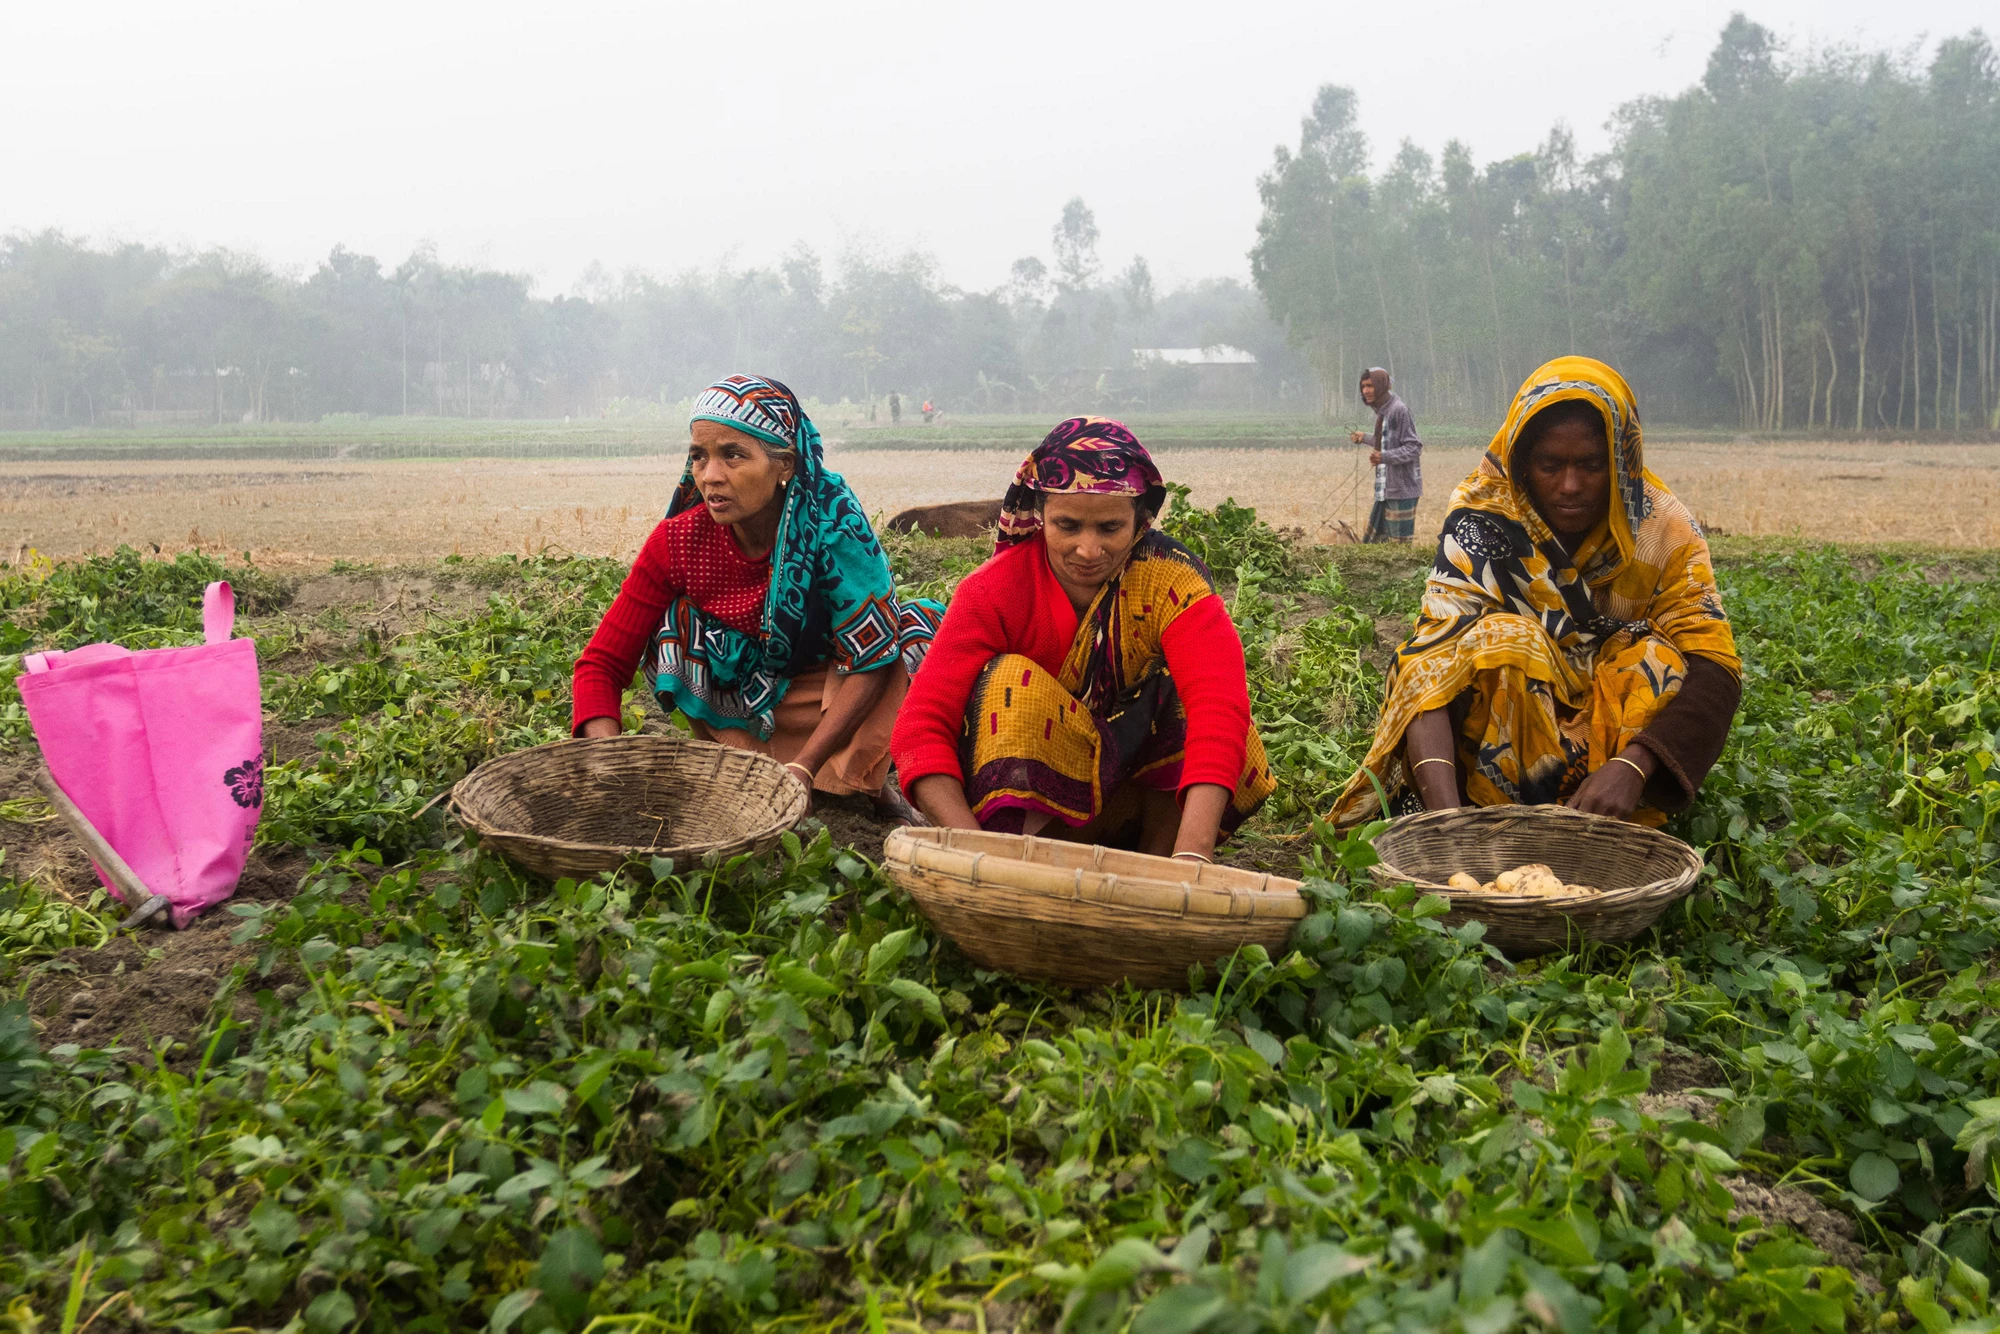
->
[7,436,1999,566]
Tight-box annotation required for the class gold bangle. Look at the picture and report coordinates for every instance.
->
[782,761,814,780]
[1171,851,1213,864]
[1411,756,1455,770]
[1610,755,1648,780]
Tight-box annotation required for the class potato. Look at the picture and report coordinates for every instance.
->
[1470,862,1606,897]
[1493,863,1553,893]
[1445,863,1602,898]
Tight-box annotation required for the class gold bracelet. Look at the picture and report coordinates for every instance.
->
[1411,756,1455,770]
[1610,755,1648,780]
[1171,851,1213,864]
[782,761,814,780]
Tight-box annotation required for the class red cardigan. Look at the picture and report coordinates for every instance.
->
[571,508,770,732]
[890,539,1251,801]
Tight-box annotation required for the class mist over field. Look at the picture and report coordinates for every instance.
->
[2,11,1996,436]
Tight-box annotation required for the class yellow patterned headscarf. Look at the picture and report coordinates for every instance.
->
[1329,355,1739,823]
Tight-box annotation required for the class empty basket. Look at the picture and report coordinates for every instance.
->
[881,827,1308,990]
[451,734,808,880]
[1368,804,1705,955]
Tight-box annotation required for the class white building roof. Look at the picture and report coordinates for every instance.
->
[1132,345,1258,366]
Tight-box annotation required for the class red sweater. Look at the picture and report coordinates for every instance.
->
[571,508,770,732]
[891,539,1251,801]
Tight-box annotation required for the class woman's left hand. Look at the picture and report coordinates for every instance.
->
[1566,748,1652,820]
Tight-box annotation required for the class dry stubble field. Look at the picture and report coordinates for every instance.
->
[7,435,2000,566]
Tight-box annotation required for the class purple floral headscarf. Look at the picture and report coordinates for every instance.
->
[994,416,1167,550]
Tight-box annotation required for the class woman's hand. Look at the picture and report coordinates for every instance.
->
[579,717,621,739]
[1566,747,1653,820]
[910,775,982,831]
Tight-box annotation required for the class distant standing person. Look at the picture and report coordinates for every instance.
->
[921,398,935,424]
[889,392,902,424]
[1351,367,1423,544]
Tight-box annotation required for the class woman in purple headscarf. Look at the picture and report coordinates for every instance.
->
[890,417,1275,862]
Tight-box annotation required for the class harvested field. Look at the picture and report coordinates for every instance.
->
[7,511,2000,1327]
[6,436,1999,566]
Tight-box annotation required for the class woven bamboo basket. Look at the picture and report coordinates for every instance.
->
[1368,804,1704,955]
[450,735,808,880]
[881,827,1308,990]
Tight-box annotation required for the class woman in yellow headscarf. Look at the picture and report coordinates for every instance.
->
[1331,356,1741,827]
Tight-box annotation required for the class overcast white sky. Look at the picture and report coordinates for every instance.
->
[3,1,1989,296]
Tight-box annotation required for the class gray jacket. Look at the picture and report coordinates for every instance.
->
[1374,392,1423,500]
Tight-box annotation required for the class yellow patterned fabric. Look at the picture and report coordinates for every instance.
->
[963,534,1275,835]
[1331,356,1739,827]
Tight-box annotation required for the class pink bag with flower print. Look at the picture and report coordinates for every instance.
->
[17,581,263,927]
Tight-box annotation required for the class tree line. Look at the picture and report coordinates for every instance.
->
[1253,17,2000,431]
[0,209,1299,428]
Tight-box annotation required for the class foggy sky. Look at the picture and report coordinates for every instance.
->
[5,0,1989,295]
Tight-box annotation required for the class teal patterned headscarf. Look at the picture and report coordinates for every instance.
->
[650,375,936,740]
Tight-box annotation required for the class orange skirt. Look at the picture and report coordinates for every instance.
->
[690,662,906,796]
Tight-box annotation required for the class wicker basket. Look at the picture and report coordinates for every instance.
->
[450,735,808,880]
[881,827,1307,990]
[1368,804,1704,955]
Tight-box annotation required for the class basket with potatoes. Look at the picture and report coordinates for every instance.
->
[1367,804,1704,955]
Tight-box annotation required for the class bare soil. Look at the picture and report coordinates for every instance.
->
[23,845,311,1056]
[7,437,1998,568]
[1724,1173,1877,1284]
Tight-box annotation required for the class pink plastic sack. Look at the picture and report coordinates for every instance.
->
[18,582,264,927]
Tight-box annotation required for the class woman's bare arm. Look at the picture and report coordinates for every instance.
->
[1403,706,1464,810]
[1172,783,1231,858]
[788,665,895,781]
[910,774,982,830]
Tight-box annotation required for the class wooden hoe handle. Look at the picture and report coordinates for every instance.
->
[34,768,172,929]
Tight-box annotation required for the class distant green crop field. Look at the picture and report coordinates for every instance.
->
[0,412,1771,463]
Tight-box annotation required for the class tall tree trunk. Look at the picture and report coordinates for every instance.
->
[1773,286,1785,430]
[1806,329,1819,429]
[1907,251,1922,433]
[1855,272,1871,431]
[1930,236,1946,431]
[1823,326,1840,431]
[1738,303,1760,431]
[1954,319,1965,431]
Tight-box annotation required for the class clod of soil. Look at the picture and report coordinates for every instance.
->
[1724,1173,1879,1288]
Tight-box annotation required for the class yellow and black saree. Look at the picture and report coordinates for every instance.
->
[1330,356,1740,827]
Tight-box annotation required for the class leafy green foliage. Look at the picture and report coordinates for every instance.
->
[1161,483,1298,583]
[5,539,2000,1331]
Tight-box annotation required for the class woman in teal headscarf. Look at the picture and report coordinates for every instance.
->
[572,375,940,813]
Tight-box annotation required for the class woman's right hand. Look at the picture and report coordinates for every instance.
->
[579,717,621,739]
